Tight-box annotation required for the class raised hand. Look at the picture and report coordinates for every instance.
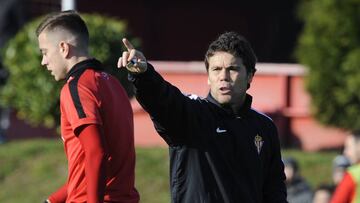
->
[117,38,147,74]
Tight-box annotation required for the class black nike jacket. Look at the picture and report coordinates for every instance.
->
[129,64,287,203]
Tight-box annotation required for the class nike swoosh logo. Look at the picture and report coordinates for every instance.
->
[216,127,227,133]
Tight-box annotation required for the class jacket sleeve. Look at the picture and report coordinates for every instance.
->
[263,122,288,202]
[48,183,67,203]
[77,124,106,203]
[129,63,201,145]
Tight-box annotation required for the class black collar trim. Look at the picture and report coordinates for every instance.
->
[206,93,252,116]
[65,58,103,81]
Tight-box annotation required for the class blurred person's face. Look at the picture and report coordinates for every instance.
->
[333,167,346,185]
[312,189,331,203]
[343,135,360,164]
[284,165,295,183]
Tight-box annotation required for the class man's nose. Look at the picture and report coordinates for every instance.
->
[219,69,230,81]
[41,57,47,66]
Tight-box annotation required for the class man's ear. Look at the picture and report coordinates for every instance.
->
[59,41,70,58]
[246,72,254,89]
[247,72,254,83]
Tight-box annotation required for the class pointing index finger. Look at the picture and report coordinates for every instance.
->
[122,38,135,51]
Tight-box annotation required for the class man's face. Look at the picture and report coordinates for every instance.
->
[313,189,331,203]
[284,165,295,183]
[333,167,346,185]
[207,51,253,106]
[343,135,360,164]
[38,31,68,81]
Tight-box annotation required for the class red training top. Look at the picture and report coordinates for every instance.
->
[57,59,139,202]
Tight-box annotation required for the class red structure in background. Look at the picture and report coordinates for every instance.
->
[131,61,347,151]
[6,62,347,151]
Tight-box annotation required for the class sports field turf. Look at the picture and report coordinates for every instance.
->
[0,139,338,202]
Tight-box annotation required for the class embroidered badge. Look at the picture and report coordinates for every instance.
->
[101,72,110,80]
[254,134,264,154]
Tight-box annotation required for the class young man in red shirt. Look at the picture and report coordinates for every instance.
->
[37,10,139,203]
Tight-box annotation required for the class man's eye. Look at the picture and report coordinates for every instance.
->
[229,66,240,71]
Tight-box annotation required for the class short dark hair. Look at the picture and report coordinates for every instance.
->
[36,10,89,48]
[314,184,335,194]
[283,157,298,173]
[332,155,351,169]
[205,31,257,75]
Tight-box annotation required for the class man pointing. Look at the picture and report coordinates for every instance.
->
[119,32,287,203]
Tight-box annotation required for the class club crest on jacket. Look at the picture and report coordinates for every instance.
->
[254,134,264,154]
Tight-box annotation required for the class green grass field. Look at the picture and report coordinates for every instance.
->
[0,139,338,202]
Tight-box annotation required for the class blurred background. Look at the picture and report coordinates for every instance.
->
[0,0,359,202]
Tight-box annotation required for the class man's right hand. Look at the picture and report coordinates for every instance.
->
[117,38,148,74]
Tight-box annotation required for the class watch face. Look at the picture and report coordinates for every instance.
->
[126,58,137,69]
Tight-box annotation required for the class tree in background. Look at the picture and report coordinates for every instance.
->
[296,0,360,131]
[0,14,139,129]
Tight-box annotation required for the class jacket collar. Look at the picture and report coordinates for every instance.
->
[65,58,103,81]
[206,93,252,117]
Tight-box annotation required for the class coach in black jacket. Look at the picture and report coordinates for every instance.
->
[118,32,287,203]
